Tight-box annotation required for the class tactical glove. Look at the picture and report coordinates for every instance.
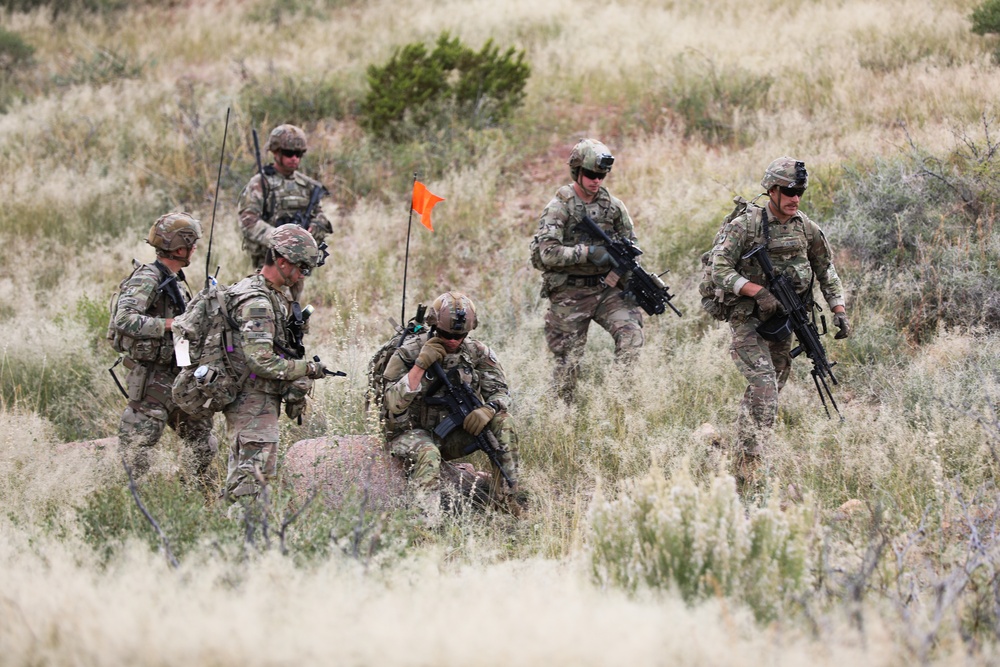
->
[587,245,611,268]
[462,405,496,436]
[414,337,447,370]
[752,287,783,320]
[833,312,852,339]
[305,360,328,379]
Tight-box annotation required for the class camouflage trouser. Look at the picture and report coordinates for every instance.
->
[729,314,792,492]
[117,364,216,482]
[388,412,519,510]
[544,283,644,399]
[223,390,281,502]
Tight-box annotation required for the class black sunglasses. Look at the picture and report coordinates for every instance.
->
[581,168,608,180]
[436,329,467,341]
[779,186,805,197]
[280,149,305,158]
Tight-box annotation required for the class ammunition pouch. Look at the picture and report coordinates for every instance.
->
[172,362,242,419]
[757,314,793,342]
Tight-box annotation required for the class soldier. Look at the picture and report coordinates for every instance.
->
[222,224,329,506]
[113,213,217,488]
[381,291,520,524]
[709,157,851,497]
[531,138,645,401]
[237,123,332,274]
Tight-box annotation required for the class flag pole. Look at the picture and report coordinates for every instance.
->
[401,172,417,325]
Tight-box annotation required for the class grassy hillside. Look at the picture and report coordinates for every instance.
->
[4,0,1000,664]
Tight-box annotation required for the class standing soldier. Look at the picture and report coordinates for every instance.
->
[381,291,521,525]
[237,124,332,299]
[709,157,851,498]
[530,138,645,401]
[112,213,217,488]
[222,224,329,507]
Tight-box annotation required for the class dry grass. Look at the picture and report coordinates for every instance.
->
[3,0,1000,663]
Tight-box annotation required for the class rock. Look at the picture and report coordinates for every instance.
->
[282,435,494,510]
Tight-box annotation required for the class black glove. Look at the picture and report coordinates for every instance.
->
[833,312,852,339]
[587,245,611,267]
[305,360,328,379]
[752,287,783,320]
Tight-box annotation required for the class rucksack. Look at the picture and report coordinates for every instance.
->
[106,259,143,355]
[170,281,248,418]
[365,306,427,416]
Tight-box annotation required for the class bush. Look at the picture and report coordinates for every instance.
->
[971,0,1000,36]
[829,123,1000,340]
[588,466,820,622]
[361,32,530,142]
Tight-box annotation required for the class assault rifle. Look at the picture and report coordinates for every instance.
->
[154,261,187,313]
[742,243,843,421]
[277,184,329,231]
[424,361,514,488]
[578,215,682,317]
[278,303,346,380]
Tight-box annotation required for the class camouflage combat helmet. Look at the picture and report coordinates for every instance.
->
[568,138,615,179]
[269,224,320,275]
[266,124,308,153]
[761,157,808,191]
[426,291,478,335]
[146,212,202,255]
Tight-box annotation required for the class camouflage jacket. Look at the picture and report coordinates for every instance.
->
[237,167,333,263]
[226,272,311,395]
[114,261,190,367]
[711,203,845,313]
[534,184,636,287]
[381,332,511,437]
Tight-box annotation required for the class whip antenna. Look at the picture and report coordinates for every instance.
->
[205,107,231,289]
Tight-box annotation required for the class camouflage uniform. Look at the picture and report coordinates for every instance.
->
[236,170,332,268]
[115,261,216,482]
[534,183,644,398]
[381,332,519,508]
[710,190,845,482]
[221,272,317,501]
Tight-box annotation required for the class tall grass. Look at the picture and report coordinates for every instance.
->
[3,0,1000,663]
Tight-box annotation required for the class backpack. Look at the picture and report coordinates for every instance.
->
[700,196,773,321]
[169,281,249,418]
[106,259,143,355]
[364,307,427,416]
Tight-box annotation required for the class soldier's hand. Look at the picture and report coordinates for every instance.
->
[463,405,496,436]
[414,337,447,370]
[833,312,852,339]
[305,360,328,379]
[753,287,783,320]
[587,245,611,267]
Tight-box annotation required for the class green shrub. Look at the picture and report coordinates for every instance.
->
[0,26,33,73]
[361,32,530,142]
[971,0,1000,36]
[589,466,820,622]
[829,127,1000,340]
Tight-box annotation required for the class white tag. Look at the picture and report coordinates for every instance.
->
[174,337,192,367]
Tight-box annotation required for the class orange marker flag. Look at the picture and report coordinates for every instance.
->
[411,180,444,231]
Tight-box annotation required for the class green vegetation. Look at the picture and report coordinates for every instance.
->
[361,32,530,141]
[3,0,1000,664]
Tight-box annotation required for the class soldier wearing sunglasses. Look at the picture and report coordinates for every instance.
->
[237,124,333,273]
[381,291,521,526]
[530,138,645,402]
[709,157,850,500]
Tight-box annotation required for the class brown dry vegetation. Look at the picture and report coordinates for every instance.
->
[4,0,1000,665]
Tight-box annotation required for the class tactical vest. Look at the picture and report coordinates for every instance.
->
[530,185,629,276]
[263,170,321,225]
[107,261,187,366]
